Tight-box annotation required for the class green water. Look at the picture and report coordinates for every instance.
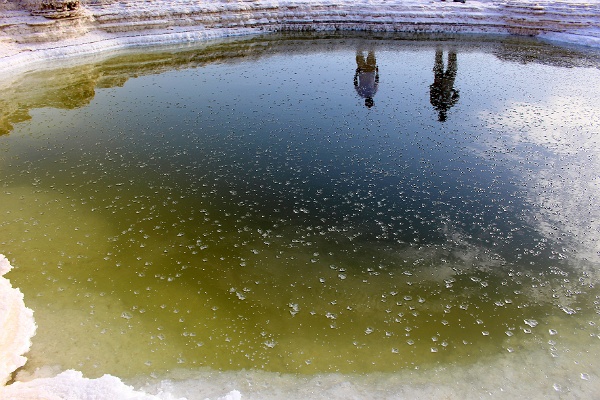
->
[1,34,599,381]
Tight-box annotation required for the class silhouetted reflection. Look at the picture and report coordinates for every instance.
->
[429,49,460,122]
[354,50,379,108]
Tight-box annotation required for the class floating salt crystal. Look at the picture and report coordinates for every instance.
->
[524,319,538,328]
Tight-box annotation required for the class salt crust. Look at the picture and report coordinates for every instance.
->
[0,370,241,400]
[0,255,36,387]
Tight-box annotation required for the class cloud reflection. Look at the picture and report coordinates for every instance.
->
[483,95,600,260]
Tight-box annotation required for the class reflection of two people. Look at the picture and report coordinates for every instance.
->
[354,50,379,108]
[353,48,460,119]
[429,49,460,122]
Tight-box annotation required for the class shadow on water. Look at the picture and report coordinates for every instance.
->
[1,32,600,379]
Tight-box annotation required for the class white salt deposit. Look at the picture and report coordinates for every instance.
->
[0,255,36,387]
[0,369,242,400]
[1,370,182,400]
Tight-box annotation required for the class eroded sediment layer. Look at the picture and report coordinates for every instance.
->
[1,0,599,74]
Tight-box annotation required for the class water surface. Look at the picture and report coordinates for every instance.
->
[1,33,599,397]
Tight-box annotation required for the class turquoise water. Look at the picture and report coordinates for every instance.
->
[1,34,599,394]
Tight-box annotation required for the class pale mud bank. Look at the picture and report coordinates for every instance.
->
[0,0,600,76]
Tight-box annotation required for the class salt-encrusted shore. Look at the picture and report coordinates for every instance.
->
[0,255,36,387]
[1,0,600,76]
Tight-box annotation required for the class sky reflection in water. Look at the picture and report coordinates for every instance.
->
[1,34,599,380]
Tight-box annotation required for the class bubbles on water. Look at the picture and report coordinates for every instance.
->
[560,306,577,315]
[289,303,300,316]
[553,383,562,391]
[580,373,590,380]
[524,319,538,328]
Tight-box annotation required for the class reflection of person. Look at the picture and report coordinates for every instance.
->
[429,49,460,122]
[354,50,379,108]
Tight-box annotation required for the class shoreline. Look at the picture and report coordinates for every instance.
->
[1,0,600,77]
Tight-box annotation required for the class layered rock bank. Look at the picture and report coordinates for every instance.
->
[1,0,600,74]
